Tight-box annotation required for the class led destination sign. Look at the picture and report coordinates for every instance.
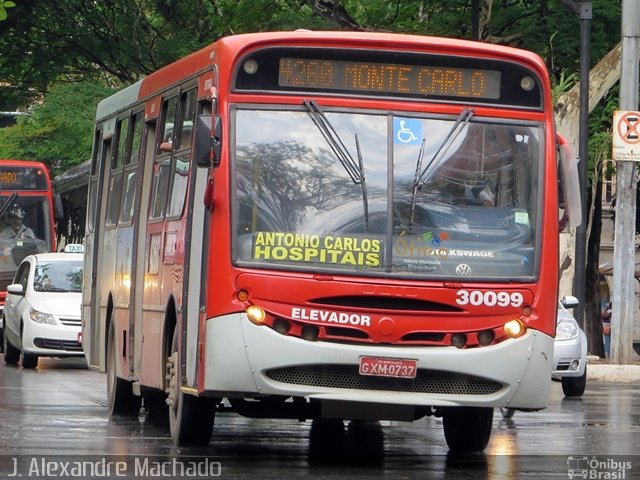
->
[234,47,543,108]
[279,58,501,100]
[0,166,48,190]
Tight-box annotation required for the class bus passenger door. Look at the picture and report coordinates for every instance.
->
[83,130,110,370]
[131,119,156,380]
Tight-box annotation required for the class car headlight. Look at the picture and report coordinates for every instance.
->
[556,319,579,340]
[29,308,57,325]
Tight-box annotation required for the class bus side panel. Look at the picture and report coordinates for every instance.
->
[115,224,134,377]
[139,227,166,390]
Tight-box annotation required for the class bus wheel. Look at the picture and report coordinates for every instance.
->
[166,327,216,446]
[442,407,493,453]
[308,419,346,463]
[3,331,20,365]
[107,323,141,417]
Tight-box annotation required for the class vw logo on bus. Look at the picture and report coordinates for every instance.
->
[456,264,472,276]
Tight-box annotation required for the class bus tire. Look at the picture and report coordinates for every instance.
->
[107,323,141,417]
[308,419,346,462]
[3,330,20,365]
[442,407,493,453]
[167,327,216,446]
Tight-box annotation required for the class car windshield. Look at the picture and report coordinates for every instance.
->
[33,260,83,292]
[233,107,542,280]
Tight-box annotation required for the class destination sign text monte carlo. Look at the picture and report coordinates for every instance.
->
[233,47,543,108]
[279,58,501,99]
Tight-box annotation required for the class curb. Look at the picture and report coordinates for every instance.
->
[587,363,640,383]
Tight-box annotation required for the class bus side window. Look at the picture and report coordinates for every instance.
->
[167,89,196,218]
[150,97,178,220]
[106,116,128,227]
[119,111,143,225]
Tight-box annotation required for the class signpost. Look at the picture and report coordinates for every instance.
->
[612,110,640,161]
[611,1,640,365]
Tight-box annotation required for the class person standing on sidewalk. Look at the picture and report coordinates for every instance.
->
[602,302,612,358]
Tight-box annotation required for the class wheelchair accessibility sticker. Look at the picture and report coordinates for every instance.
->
[394,118,422,145]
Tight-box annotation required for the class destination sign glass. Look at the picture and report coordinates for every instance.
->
[278,58,501,100]
[0,166,48,190]
[233,47,543,109]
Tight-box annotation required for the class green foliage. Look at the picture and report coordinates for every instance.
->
[0,0,15,20]
[0,82,115,175]
[551,69,579,107]
[0,0,626,178]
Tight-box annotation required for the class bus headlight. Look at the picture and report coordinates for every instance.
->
[504,319,526,338]
[245,305,266,325]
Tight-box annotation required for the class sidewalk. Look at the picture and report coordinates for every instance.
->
[587,356,640,382]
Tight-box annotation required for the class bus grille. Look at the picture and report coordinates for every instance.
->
[265,365,501,395]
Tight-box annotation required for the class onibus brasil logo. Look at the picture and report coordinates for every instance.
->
[567,456,632,479]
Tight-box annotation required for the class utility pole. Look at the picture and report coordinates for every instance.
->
[611,0,640,364]
[558,0,591,329]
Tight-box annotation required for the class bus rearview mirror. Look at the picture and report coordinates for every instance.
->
[194,114,222,168]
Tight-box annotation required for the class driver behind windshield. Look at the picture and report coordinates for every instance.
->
[0,205,37,241]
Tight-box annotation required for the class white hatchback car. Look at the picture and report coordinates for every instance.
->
[2,249,84,368]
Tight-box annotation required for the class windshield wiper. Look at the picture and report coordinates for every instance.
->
[0,192,17,218]
[406,108,474,233]
[304,99,369,231]
[414,107,475,189]
[408,138,427,233]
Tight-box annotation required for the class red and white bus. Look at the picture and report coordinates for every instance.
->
[82,31,580,453]
[1,159,58,322]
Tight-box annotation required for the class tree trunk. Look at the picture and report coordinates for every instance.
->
[555,42,621,155]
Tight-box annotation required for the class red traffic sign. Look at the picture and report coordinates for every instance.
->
[613,110,640,161]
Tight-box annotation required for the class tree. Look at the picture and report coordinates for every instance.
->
[0,82,114,175]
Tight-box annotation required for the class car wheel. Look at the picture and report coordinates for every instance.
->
[3,329,20,365]
[106,323,141,416]
[167,326,216,446]
[21,352,38,369]
[561,366,587,397]
[442,407,493,453]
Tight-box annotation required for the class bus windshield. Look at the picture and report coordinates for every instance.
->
[233,106,541,280]
[0,196,52,272]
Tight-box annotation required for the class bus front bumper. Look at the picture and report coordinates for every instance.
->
[203,313,553,410]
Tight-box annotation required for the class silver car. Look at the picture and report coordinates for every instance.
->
[552,295,587,397]
[500,295,587,418]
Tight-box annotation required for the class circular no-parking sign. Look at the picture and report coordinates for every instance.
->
[612,110,640,161]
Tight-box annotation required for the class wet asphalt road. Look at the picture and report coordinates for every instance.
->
[0,357,639,479]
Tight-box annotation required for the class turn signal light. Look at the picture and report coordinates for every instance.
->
[246,305,266,325]
[504,319,527,338]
